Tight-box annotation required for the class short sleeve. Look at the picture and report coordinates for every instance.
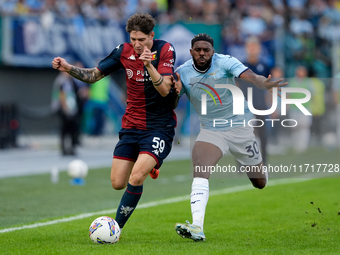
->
[157,42,176,76]
[223,56,248,78]
[97,44,124,75]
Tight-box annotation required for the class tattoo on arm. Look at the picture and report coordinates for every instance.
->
[67,66,104,83]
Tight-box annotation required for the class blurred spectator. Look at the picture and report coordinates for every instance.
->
[72,62,90,143]
[288,66,314,153]
[240,5,268,38]
[84,75,111,136]
[51,71,83,156]
[1,0,18,15]
[310,74,326,144]
[269,66,284,145]
[15,0,30,14]
[169,0,187,22]
[332,72,340,148]
[79,0,99,20]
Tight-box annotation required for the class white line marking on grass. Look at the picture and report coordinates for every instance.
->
[0,177,312,234]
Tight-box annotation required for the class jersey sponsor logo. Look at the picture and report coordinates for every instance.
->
[168,45,174,52]
[136,70,149,76]
[128,54,136,60]
[163,63,174,67]
[126,69,133,79]
[169,58,174,63]
[136,77,152,82]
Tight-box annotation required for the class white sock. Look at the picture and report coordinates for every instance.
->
[190,177,209,231]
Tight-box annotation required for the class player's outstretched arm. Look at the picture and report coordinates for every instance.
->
[239,69,288,96]
[52,57,105,84]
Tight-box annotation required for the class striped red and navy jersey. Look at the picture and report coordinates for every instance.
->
[97,40,177,131]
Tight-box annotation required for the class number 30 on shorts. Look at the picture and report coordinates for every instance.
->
[245,141,259,158]
[152,137,165,154]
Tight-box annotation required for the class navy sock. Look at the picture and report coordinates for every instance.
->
[115,183,143,229]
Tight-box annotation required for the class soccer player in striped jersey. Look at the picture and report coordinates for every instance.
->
[52,13,178,233]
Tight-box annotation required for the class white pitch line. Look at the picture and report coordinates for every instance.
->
[0,177,313,234]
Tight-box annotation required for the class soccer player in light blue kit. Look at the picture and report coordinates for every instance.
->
[174,34,287,241]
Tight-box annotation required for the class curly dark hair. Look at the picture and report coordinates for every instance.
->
[125,13,156,35]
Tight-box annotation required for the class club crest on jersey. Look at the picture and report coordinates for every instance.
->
[207,70,219,79]
[152,53,157,61]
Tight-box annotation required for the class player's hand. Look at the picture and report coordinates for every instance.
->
[171,72,182,95]
[139,46,155,67]
[52,57,71,72]
[264,74,288,97]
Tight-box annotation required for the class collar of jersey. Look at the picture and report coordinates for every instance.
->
[192,62,211,74]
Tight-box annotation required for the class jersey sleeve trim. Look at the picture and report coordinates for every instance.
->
[160,72,173,76]
[96,66,104,74]
[237,67,249,78]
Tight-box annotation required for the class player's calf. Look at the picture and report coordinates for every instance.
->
[249,178,267,189]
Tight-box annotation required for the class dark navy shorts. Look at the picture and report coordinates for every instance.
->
[113,128,175,168]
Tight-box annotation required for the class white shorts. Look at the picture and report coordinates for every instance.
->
[196,126,263,166]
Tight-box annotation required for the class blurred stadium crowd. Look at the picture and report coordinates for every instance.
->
[1,0,339,76]
[1,0,340,154]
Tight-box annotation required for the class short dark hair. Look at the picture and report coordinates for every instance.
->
[191,33,214,48]
[125,13,156,35]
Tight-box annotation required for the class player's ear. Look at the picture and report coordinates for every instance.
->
[190,48,193,56]
[149,31,155,39]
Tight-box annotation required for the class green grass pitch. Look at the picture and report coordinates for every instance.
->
[0,148,340,254]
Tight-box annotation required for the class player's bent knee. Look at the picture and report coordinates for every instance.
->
[111,179,127,190]
[129,172,147,186]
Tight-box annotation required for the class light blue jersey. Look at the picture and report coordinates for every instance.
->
[177,53,253,131]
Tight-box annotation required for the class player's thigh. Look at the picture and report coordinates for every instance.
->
[129,153,157,186]
[110,158,134,190]
[138,129,175,169]
[225,126,262,166]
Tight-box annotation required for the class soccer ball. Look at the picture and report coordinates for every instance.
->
[67,159,88,179]
[89,216,121,244]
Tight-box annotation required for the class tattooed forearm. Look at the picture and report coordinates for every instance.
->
[67,66,103,83]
